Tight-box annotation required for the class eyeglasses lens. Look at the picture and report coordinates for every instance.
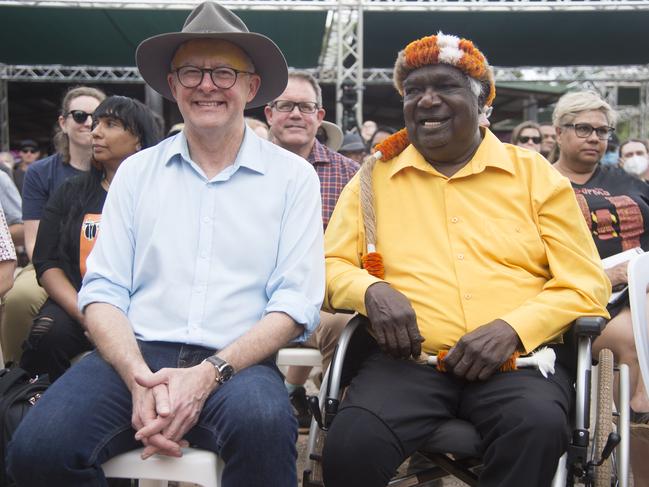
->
[519,136,541,144]
[70,110,92,124]
[273,101,318,114]
[573,124,613,140]
[177,66,238,90]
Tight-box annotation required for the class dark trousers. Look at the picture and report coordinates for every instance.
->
[322,349,573,487]
[19,298,93,381]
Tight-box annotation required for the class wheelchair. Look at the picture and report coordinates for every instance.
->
[302,315,630,487]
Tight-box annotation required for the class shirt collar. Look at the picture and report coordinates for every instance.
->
[387,128,515,179]
[308,139,331,165]
[163,126,267,176]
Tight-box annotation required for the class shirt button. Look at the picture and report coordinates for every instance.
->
[464,293,472,300]
[202,216,210,223]
[457,254,464,260]
[200,252,208,259]
[451,217,459,223]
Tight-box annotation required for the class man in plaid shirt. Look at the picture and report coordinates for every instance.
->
[266,70,359,428]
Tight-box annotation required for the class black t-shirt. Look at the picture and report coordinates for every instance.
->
[32,175,107,290]
[571,165,649,259]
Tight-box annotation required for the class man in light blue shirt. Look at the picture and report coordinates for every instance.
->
[7,3,324,487]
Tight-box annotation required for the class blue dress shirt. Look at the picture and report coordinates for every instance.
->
[78,127,324,349]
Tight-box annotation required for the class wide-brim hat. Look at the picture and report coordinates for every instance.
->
[136,1,288,108]
[340,132,366,152]
[321,121,343,152]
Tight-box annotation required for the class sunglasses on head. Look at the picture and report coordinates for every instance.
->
[518,136,541,144]
[20,148,38,154]
[66,110,93,124]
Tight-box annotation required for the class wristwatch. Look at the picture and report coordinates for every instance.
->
[203,355,234,385]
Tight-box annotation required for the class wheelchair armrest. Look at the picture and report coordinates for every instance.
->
[573,316,607,338]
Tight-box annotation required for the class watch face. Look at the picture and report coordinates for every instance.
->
[207,356,234,383]
[219,364,234,382]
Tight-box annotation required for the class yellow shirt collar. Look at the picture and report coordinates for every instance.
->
[387,128,515,179]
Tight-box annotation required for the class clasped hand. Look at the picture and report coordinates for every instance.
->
[443,319,521,381]
[364,283,521,380]
[131,364,216,459]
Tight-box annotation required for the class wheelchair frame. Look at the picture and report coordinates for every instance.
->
[303,316,630,487]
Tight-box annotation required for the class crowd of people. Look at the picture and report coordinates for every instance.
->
[0,2,648,486]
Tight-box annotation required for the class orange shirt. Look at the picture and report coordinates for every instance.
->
[79,213,101,278]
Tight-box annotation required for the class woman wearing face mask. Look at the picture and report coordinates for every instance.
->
[620,139,649,181]
[510,121,542,153]
[0,86,106,365]
[552,91,649,485]
[20,96,161,381]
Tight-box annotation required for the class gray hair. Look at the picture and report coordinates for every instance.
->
[552,91,617,128]
[285,70,323,106]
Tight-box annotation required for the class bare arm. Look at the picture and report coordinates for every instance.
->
[0,260,16,297]
[40,268,84,325]
[135,311,302,456]
[604,262,627,288]
[84,302,149,389]
[211,311,301,375]
[9,223,24,248]
[85,302,180,456]
[23,220,39,262]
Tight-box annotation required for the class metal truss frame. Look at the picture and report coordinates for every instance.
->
[2,0,649,148]
[1,0,649,11]
[3,64,648,84]
[334,1,363,130]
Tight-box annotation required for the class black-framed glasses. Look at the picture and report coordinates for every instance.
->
[518,136,541,144]
[66,110,94,124]
[173,65,254,90]
[269,100,320,114]
[563,123,615,140]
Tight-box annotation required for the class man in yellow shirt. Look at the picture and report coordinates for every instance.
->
[322,33,610,487]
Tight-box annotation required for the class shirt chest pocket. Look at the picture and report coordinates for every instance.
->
[478,217,545,267]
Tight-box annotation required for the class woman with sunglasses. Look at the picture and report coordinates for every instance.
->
[1,86,106,366]
[552,90,649,485]
[20,96,161,381]
[510,121,542,153]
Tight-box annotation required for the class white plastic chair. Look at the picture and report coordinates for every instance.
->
[276,348,323,368]
[102,447,223,487]
[628,252,649,392]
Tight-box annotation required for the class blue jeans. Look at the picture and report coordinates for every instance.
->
[7,341,298,487]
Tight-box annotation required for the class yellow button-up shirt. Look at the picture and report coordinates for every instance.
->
[324,129,610,354]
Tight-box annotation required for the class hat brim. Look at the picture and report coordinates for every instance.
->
[340,142,366,152]
[321,121,343,152]
[136,31,288,109]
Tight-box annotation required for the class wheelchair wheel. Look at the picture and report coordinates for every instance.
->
[594,348,614,487]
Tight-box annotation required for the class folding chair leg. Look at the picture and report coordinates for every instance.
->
[138,480,167,487]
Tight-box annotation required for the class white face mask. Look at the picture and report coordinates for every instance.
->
[623,155,649,176]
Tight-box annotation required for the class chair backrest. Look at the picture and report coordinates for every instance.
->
[627,252,649,392]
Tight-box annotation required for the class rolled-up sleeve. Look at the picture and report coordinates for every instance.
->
[78,165,135,314]
[264,167,325,342]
